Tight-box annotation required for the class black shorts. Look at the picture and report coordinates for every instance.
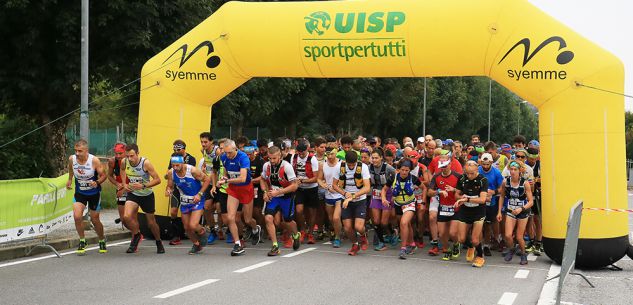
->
[253,187,264,208]
[127,192,156,214]
[485,205,498,223]
[506,208,530,220]
[203,188,213,202]
[217,191,242,214]
[170,189,181,208]
[458,205,486,224]
[437,205,457,223]
[295,187,319,208]
[74,193,101,211]
[341,200,367,220]
[531,194,541,216]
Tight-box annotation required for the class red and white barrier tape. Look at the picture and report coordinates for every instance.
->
[583,207,633,213]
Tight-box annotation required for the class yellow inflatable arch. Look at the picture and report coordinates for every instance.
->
[137,0,628,267]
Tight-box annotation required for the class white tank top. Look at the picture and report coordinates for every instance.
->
[72,154,99,195]
[323,160,343,200]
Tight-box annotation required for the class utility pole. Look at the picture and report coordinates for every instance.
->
[80,0,89,141]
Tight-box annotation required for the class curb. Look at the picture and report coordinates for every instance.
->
[0,231,131,262]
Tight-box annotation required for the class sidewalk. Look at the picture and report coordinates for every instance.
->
[0,209,131,261]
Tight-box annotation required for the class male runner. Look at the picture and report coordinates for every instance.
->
[107,142,129,229]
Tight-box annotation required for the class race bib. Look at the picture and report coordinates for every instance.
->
[464,196,479,208]
[508,198,524,210]
[228,171,240,179]
[180,194,195,205]
[414,189,424,204]
[77,179,93,191]
[129,176,143,184]
[439,205,455,217]
[372,189,382,200]
[117,195,127,202]
[254,187,259,198]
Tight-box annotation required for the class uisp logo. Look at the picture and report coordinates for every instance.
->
[499,36,574,81]
[163,41,221,82]
[304,11,406,35]
[305,12,331,35]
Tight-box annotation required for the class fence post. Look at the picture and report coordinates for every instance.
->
[25,182,61,258]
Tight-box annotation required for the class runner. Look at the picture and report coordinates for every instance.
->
[499,160,534,265]
[478,153,504,256]
[384,159,424,259]
[260,146,301,256]
[120,143,165,254]
[368,149,396,251]
[257,139,269,162]
[312,137,328,241]
[525,146,543,255]
[212,139,235,243]
[454,160,489,267]
[66,139,107,255]
[317,147,344,247]
[219,140,262,256]
[332,151,371,256]
[107,143,129,229]
[291,140,320,244]
[245,146,265,233]
[165,155,211,254]
[428,156,461,261]
[166,140,196,246]
[484,141,508,172]
[200,132,219,244]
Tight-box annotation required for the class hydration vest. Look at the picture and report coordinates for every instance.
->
[369,163,388,188]
[392,174,415,205]
[266,162,292,188]
[292,154,315,179]
[339,162,364,189]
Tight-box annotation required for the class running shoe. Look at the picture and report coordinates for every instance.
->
[189,243,203,255]
[384,234,392,245]
[374,242,387,251]
[126,233,143,253]
[373,232,379,246]
[199,229,209,247]
[268,244,281,256]
[472,256,485,268]
[359,235,369,251]
[428,245,440,256]
[231,243,245,256]
[399,248,407,260]
[207,232,217,245]
[389,235,400,247]
[536,243,545,256]
[451,243,461,259]
[442,251,451,261]
[307,233,316,245]
[300,231,305,244]
[169,237,182,246]
[114,218,121,224]
[251,225,262,246]
[156,240,165,254]
[525,242,535,254]
[483,245,492,257]
[466,247,475,262]
[333,239,341,248]
[415,241,426,249]
[292,232,301,250]
[520,253,528,265]
[405,245,417,255]
[504,250,513,262]
[348,243,360,256]
[243,227,252,240]
[283,237,293,249]
[98,240,107,254]
[226,233,234,244]
[77,239,87,255]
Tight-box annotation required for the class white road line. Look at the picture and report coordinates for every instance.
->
[497,292,517,305]
[153,279,219,299]
[323,241,332,245]
[282,247,316,258]
[537,263,560,305]
[527,253,538,261]
[514,269,530,279]
[233,260,276,273]
[0,240,129,268]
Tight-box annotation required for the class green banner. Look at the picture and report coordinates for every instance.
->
[0,174,74,243]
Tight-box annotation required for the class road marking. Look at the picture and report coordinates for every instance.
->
[514,269,529,279]
[323,241,332,245]
[0,240,129,268]
[527,253,538,261]
[233,260,276,273]
[537,263,560,305]
[282,247,316,258]
[153,279,219,299]
[497,292,517,305]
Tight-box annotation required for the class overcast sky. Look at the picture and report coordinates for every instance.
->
[529,0,633,111]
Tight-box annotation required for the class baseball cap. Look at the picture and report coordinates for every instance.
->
[480,153,493,162]
[296,142,308,152]
[501,144,512,152]
[170,155,184,164]
[438,159,451,168]
[113,143,126,153]
[325,135,337,142]
[406,150,419,158]
[404,141,414,148]
[244,146,256,154]
[385,144,397,154]
[529,140,540,147]
[368,138,377,144]
[417,137,425,143]
[326,147,338,155]
[173,143,185,150]
[474,144,485,153]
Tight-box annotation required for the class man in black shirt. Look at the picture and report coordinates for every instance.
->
[246,146,265,232]
[455,160,489,268]
[166,139,196,245]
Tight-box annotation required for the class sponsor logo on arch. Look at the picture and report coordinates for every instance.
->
[162,41,221,82]
[498,36,574,81]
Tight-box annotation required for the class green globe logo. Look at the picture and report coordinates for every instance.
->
[305,11,331,35]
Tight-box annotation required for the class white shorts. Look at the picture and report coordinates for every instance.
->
[429,196,440,212]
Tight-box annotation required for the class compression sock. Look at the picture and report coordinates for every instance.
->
[475,244,484,257]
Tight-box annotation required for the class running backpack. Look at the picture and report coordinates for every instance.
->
[292,154,315,178]
[338,162,364,189]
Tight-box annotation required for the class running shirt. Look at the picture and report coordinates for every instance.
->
[292,154,319,189]
[386,173,422,205]
[505,176,527,210]
[418,155,433,167]
[212,156,228,193]
[478,166,504,206]
[493,154,509,171]
[369,162,395,191]
[261,160,296,199]
[337,162,370,201]
[201,147,217,175]
[111,157,128,184]
[456,174,488,208]
[172,164,202,204]
[220,150,251,186]
[323,160,344,200]
[429,171,461,206]
[72,154,100,196]
[125,157,152,196]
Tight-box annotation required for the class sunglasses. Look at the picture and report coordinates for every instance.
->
[515,155,526,159]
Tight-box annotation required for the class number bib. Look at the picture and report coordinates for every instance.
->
[228,171,240,179]
[77,179,93,191]
[129,177,143,184]
[117,194,127,202]
[414,189,424,204]
[508,198,525,210]
[439,205,455,217]
[372,189,381,200]
[180,194,195,205]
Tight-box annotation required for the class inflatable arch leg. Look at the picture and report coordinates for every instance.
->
[137,0,628,268]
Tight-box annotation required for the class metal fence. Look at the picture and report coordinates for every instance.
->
[66,125,136,157]
[211,126,272,142]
